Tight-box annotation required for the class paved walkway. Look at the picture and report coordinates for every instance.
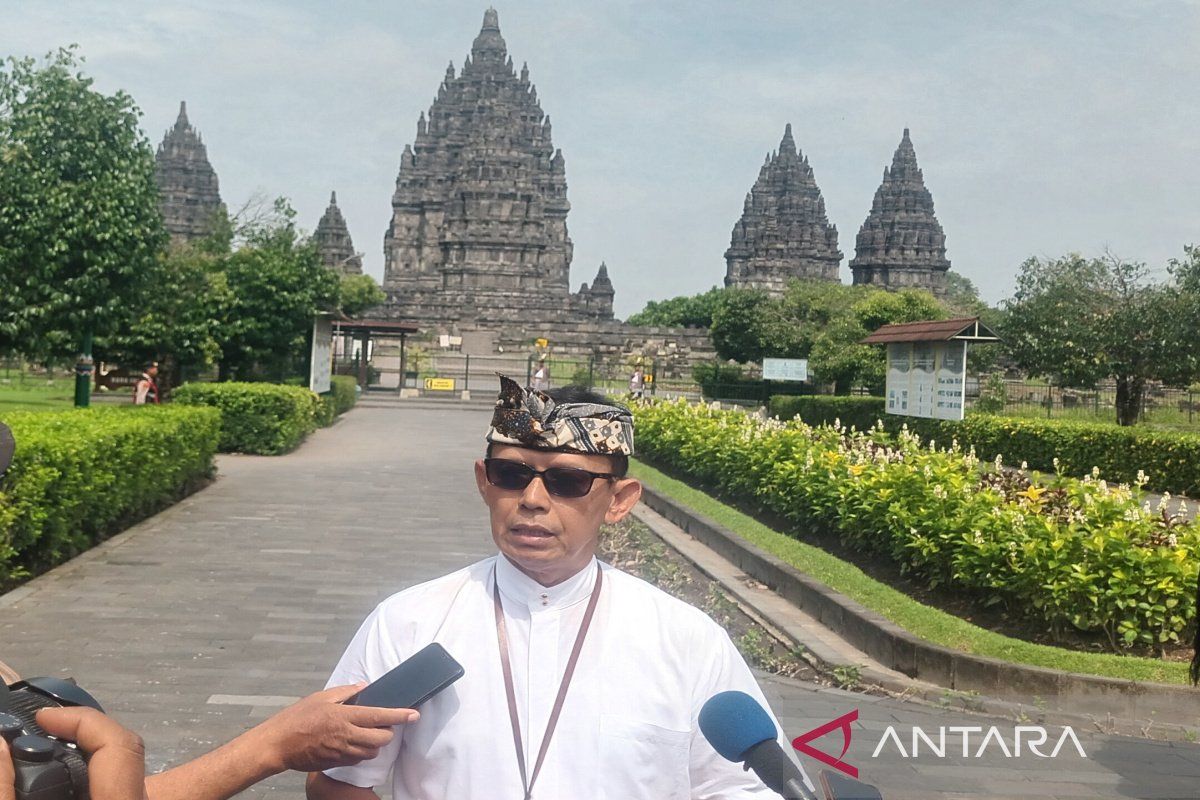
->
[2,405,1198,799]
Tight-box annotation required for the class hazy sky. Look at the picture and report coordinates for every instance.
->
[4,1,1198,317]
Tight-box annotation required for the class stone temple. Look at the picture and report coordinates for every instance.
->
[724,124,842,295]
[313,192,363,275]
[382,9,613,325]
[155,102,223,243]
[849,129,950,295]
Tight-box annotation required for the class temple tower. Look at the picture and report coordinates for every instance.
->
[849,129,950,295]
[155,101,223,243]
[724,124,842,295]
[383,8,609,323]
[313,191,363,275]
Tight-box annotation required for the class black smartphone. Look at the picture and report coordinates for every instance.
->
[819,770,883,800]
[350,643,465,709]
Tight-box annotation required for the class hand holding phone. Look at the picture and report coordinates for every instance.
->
[350,643,465,710]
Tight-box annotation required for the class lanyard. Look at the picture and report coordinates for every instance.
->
[493,563,603,800]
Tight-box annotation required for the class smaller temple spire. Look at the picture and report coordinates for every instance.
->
[176,100,189,128]
[314,190,363,276]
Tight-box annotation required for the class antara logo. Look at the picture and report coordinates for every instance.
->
[871,725,1088,759]
[790,711,1089,779]
[792,709,859,778]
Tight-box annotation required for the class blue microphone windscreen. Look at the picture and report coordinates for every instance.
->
[698,690,778,762]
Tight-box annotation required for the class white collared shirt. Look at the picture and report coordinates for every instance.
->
[323,555,810,799]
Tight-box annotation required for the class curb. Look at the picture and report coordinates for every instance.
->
[638,485,1200,730]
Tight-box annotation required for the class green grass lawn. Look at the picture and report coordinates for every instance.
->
[0,380,75,414]
[631,460,1194,685]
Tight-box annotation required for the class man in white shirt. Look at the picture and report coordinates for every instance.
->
[307,377,808,800]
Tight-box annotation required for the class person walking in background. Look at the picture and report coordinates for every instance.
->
[134,362,160,405]
[629,366,645,400]
[531,359,550,392]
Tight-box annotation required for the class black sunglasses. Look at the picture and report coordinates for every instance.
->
[483,458,618,499]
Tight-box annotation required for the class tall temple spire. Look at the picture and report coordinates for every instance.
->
[849,128,950,296]
[155,100,223,243]
[313,191,363,275]
[724,124,842,294]
[382,9,613,325]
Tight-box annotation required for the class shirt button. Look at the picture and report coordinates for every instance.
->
[541,593,549,606]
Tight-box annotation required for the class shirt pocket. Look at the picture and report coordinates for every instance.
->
[599,713,691,800]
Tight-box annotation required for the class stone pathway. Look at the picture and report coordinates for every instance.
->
[1,405,1198,799]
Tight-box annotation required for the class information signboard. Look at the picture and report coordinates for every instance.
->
[762,358,809,382]
[309,317,333,394]
[885,341,966,421]
[425,377,456,391]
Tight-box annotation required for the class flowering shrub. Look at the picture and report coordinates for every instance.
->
[635,399,1200,651]
[771,395,1200,496]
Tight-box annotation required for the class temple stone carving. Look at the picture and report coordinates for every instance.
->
[849,129,950,295]
[313,191,363,275]
[155,102,223,243]
[724,124,842,295]
[382,8,611,324]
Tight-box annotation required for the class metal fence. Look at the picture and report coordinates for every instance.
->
[967,379,1199,429]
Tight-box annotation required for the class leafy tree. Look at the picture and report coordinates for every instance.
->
[626,286,723,328]
[709,287,770,363]
[101,242,230,387]
[339,274,386,318]
[215,199,340,381]
[0,48,165,404]
[1001,252,1199,425]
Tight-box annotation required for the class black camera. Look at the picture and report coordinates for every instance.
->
[1,675,103,800]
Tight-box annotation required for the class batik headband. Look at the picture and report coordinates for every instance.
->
[487,374,635,456]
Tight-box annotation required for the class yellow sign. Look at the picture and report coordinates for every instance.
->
[424,377,456,391]
[535,338,549,348]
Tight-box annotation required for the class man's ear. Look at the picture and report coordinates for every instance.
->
[474,459,489,501]
[604,478,643,525]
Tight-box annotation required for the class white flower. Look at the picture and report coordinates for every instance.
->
[993,454,1004,470]
[1021,461,1029,470]
[1052,457,1060,470]
[932,485,948,500]
[1168,534,1179,548]
[1097,480,1108,493]
[1136,470,1148,487]
[1091,466,1100,479]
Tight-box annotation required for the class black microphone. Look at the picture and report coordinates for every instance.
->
[699,691,818,800]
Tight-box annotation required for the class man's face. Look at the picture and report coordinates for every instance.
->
[475,444,642,586]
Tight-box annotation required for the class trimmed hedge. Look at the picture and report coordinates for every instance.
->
[329,376,358,416]
[173,382,321,455]
[770,395,1200,496]
[769,396,886,433]
[0,406,220,584]
[637,399,1200,650]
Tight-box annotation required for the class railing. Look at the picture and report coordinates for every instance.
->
[969,379,1199,429]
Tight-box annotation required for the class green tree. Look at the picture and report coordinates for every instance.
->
[709,287,770,362]
[0,48,165,405]
[101,241,231,387]
[338,274,386,318]
[215,199,340,381]
[626,286,723,328]
[1002,252,1199,425]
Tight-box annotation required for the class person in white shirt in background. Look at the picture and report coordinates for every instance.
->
[530,359,550,392]
[308,375,809,800]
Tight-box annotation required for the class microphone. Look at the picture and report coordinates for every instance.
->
[699,691,818,800]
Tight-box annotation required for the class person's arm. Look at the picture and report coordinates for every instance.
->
[146,684,416,800]
[134,380,149,404]
[306,771,380,800]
